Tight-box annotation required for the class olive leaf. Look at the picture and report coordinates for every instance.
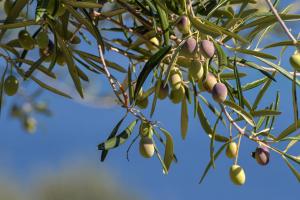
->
[98,120,138,150]
[181,95,188,139]
[159,128,175,174]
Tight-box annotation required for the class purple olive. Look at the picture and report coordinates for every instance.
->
[253,146,270,166]
[177,15,190,34]
[199,40,215,58]
[212,83,227,103]
[180,37,197,58]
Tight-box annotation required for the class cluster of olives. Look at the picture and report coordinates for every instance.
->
[225,141,270,185]
[138,122,155,158]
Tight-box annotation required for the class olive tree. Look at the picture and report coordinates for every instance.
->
[1,0,300,185]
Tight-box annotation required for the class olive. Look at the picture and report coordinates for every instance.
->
[139,122,152,137]
[56,50,66,66]
[229,164,246,185]
[253,146,270,166]
[188,59,204,82]
[170,68,182,90]
[176,56,192,68]
[169,85,185,104]
[157,82,169,100]
[146,37,159,51]
[136,89,149,109]
[23,117,37,134]
[290,52,300,72]
[180,37,197,58]
[177,15,190,34]
[139,137,155,158]
[4,75,19,96]
[199,40,215,58]
[18,30,35,50]
[212,82,228,103]
[202,72,217,92]
[226,142,238,159]
[36,31,49,49]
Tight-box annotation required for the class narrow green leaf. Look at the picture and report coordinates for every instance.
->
[282,156,300,182]
[159,128,175,174]
[223,100,255,127]
[197,102,228,142]
[181,95,188,139]
[134,45,171,99]
[277,120,300,141]
[98,120,138,150]
[233,56,244,108]
[232,48,277,60]
[101,115,127,161]
[264,40,300,49]
[199,143,227,184]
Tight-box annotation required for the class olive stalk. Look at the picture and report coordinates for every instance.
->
[265,0,298,46]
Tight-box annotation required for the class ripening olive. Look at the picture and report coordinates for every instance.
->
[36,31,49,49]
[188,60,204,82]
[23,117,37,133]
[180,37,197,58]
[290,52,300,72]
[46,1,66,17]
[202,72,217,92]
[169,85,185,104]
[212,83,228,103]
[226,142,238,159]
[254,146,270,166]
[170,68,182,90]
[18,30,35,50]
[199,40,215,58]
[139,137,155,158]
[177,15,190,34]
[229,164,246,185]
[176,56,192,68]
[146,37,159,51]
[4,0,14,15]
[4,75,19,96]
[157,83,169,100]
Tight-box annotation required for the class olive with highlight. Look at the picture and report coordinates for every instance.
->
[139,137,155,158]
[212,83,228,103]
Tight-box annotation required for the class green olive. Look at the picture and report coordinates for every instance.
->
[56,52,66,66]
[18,30,35,50]
[229,165,246,186]
[36,31,49,49]
[188,60,204,82]
[4,75,19,96]
[290,52,300,72]
[139,122,152,137]
[169,86,185,104]
[157,82,169,100]
[226,142,238,159]
[139,137,155,158]
[170,68,182,90]
[146,37,159,51]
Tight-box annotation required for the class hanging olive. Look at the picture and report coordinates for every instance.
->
[4,75,19,96]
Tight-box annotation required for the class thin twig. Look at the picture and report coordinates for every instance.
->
[265,0,298,45]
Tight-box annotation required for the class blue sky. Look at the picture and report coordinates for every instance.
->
[1,1,300,199]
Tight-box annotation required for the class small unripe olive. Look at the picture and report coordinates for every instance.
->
[169,86,185,104]
[4,0,14,15]
[290,53,300,72]
[176,56,192,68]
[18,30,35,50]
[202,72,217,92]
[39,41,54,62]
[139,137,155,158]
[136,90,149,109]
[254,146,270,166]
[212,83,228,103]
[188,60,204,82]
[226,142,238,159]
[4,75,19,96]
[229,164,246,185]
[177,15,190,34]
[199,40,215,58]
[180,37,197,58]
[170,69,182,90]
[23,117,37,133]
[56,51,66,66]
[146,37,159,51]
[157,83,169,100]
[36,31,49,49]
